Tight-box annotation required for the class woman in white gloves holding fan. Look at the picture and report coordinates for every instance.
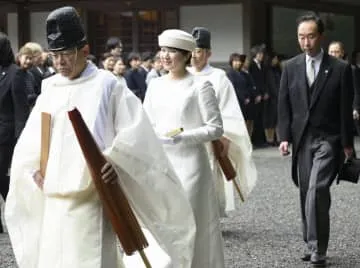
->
[143,29,225,268]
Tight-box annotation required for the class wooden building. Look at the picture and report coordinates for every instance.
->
[0,0,360,64]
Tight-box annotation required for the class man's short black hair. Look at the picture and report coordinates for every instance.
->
[250,44,266,58]
[297,12,325,35]
[141,51,153,62]
[105,37,122,52]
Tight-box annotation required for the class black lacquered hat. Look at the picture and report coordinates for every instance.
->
[46,6,87,51]
[191,27,211,49]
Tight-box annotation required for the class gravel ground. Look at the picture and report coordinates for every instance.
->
[1,145,360,268]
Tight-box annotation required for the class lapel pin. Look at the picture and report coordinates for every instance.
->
[325,69,328,74]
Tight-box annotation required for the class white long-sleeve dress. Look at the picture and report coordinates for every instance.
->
[143,73,226,268]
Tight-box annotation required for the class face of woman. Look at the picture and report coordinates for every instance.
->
[19,54,33,70]
[271,56,279,66]
[160,47,189,73]
[113,59,126,75]
[232,59,242,71]
[103,56,115,71]
[242,58,250,70]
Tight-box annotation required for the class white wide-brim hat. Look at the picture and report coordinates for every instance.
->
[158,29,196,52]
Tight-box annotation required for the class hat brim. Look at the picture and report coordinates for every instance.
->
[158,35,195,52]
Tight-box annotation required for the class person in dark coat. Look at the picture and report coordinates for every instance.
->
[139,51,153,80]
[278,13,354,266]
[350,50,360,134]
[240,55,262,139]
[227,53,248,111]
[25,42,46,97]
[16,45,37,107]
[264,53,282,145]
[227,53,254,136]
[0,32,30,232]
[124,52,147,102]
[249,44,268,147]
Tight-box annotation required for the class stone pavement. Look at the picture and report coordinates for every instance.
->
[1,146,360,268]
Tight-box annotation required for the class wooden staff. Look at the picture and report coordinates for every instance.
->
[40,112,51,177]
[212,139,245,202]
[68,108,151,268]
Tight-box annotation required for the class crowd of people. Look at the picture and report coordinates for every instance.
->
[0,5,358,268]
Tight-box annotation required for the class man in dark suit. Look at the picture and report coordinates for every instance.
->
[0,32,30,233]
[249,44,269,147]
[278,13,354,267]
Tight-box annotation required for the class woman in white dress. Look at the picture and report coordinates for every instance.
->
[143,29,226,268]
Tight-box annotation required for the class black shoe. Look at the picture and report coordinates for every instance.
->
[301,253,311,261]
[311,253,327,267]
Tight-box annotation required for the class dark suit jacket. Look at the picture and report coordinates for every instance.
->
[352,65,360,110]
[264,66,281,128]
[227,69,250,102]
[124,68,147,102]
[0,64,30,145]
[29,66,44,96]
[278,53,354,185]
[249,60,267,95]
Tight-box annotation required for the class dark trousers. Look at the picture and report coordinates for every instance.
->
[0,144,15,200]
[251,103,266,146]
[297,133,341,255]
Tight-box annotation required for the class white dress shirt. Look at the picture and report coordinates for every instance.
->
[306,49,324,79]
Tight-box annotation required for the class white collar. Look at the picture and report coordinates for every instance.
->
[306,49,324,63]
[254,58,261,65]
[53,61,98,86]
[188,64,212,76]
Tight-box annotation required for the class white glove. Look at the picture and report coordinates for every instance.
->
[159,135,182,145]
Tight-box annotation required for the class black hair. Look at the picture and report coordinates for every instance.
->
[126,52,141,67]
[250,44,266,58]
[101,52,115,62]
[0,32,15,67]
[127,52,141,61]
[296,12,325,35]
[105,37,122,52]
[141,51,153,62]
[228,53,242,66]
[239,54,247,62]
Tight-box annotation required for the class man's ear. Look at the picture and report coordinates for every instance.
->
[207,50,212,59]
[82,44,90,57]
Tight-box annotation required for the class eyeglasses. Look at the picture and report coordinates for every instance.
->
[49,49,77,60]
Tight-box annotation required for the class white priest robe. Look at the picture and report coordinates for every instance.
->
[5,62,196,268]
[188,64,257,216]
[143,73,225,268]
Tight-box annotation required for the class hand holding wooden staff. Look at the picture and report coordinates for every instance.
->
[212,139,245,202]
[68,108,152,268]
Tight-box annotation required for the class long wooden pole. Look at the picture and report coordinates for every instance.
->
[40,112,51,177]
[139,249,152,268]
[232,179,245,202]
